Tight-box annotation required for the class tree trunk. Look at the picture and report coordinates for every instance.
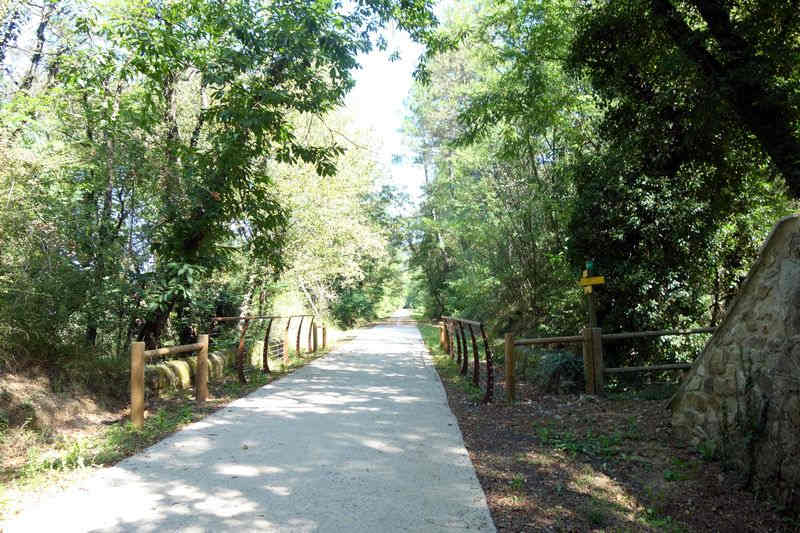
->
[137,301,177,350]
[17,1,57,93]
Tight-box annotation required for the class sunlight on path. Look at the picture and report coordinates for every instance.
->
[4,318,495,532]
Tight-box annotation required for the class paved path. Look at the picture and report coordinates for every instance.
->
[4,319,495,532]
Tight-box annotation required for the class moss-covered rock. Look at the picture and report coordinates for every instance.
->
[164,360,192,389]
[145,363,178,395]
[208,353,225,379]
[185,356,198,379]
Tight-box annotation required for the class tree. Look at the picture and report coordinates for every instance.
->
[0,0,437,369]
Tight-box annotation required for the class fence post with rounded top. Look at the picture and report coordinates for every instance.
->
[196,334,209,404]
[131,341,145,429]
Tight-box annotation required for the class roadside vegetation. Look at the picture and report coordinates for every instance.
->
[1,0,420,513]
[416,320,797,532]
[406,0,800,372]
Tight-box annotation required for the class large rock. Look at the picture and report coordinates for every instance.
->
[671,215,800,508]
[144,350,233,396]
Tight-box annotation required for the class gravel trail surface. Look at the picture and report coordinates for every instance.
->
[4,318,495,532]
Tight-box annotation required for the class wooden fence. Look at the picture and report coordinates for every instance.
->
[211,314,325,383]
[503,326,714,400]
[439,316,494,403]
[131,315,328,428]
[130,335,209,429]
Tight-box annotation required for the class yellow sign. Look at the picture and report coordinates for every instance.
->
[579,276,605,287]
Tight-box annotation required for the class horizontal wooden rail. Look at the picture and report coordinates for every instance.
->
[602,327,714,341]
[604,363,692,373]
[441,316,482,327]
[132,335,209,429]
[211,314,312,323]
[503,324,714,396]
[143,342,203,360]
[514,335,583,346]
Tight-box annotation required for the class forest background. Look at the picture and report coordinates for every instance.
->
[0,0,436,393]
[405,0,800,370]
[2,0,800,386]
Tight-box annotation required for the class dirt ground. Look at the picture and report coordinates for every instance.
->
[437,374,799,532]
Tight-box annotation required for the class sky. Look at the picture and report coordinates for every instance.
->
[344,28,427,208]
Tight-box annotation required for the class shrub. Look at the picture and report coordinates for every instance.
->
[530,349,584,393]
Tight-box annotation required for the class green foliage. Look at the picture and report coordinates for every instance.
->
[535,425,622,459]
[508,473,526,492]
[0,0,430,368]
[526,349,584,393]
[406,0,797,374]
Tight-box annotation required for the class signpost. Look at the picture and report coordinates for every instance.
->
[579,262,606,393]
[579,262,605,327]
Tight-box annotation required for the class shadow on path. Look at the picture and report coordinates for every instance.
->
[5,324,495,533]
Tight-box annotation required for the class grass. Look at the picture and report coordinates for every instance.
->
[509,473,526,492]
[416,320,484,403]
[662,457,698,482]
[0,344,336,520]
[534,423,624,459]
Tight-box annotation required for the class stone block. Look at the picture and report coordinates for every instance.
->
[714,377,737,396]
[708,349,727,375]
[686,374,703,391]
[165,360,192,389]
[755,284,772,301]
[683,392,708,412]
[786,396,800,427]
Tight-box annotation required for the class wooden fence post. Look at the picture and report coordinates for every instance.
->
[283,317,291,367]
[313,323,319,352]
[443,321,451,353]
[439,322,446,349]
[307,316,314,353]
[236,318,251,383]
[459,322,469,376]
[591,327,604,394]
[504,333,515,403]
[582,327,596,394]
[447,321,454,358]
[480,324,493,403]
[454,322,461,363]
[262,318,273,374]
[296,316,304,357]
[131,341,145,429]
[196,334,209,404]
[469,324,480,387]
[322,325,327,349]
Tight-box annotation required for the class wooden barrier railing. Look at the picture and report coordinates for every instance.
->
[130,335,209,429]
[503,326,715,399]
[440,316,494,403]
[130,313,329,428]
[211,314,325,383]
